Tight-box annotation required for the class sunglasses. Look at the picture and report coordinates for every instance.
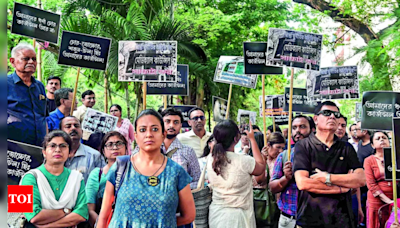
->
[190,116,205,121]
[317,110,341,118]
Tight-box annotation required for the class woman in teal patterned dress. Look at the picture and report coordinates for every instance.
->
[85,131,128,227]
[97,109,196,228]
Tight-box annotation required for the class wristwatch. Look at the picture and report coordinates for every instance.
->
[325,173,332,186]
[64,208,71,214]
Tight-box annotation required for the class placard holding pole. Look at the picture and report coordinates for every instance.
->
[392,138,398,223]
[163,95,167,109]
[143,82,147,109]
[225,84,233,119]
[287,68,294,160]
[262,75,267,144]
[70,67,80,115]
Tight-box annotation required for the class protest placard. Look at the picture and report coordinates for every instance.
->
[213,96,228,122]
[58,31,111,70]
[259,95,287,117]
[82,108,118,134]
[384,147,400,180]
[393,118,400,170]
[283,87,320,114]
[361,91,400,131]
[306,66,359,100]
[11,2,61,43]
[213,56,258,89]
[243,42,283,75]
[118,41,178,82]
[266,28,323,71]
[147,64,188,96]
[355,102,362,122]
[237,109,257,124]
[7,140,44,185]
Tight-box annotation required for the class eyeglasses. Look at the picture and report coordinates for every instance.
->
[105,141,125,149]
[316,110,341,118]
[21,57,37,61]
[190,116,205,121]
[48,143,69,151]
[353,128,361,132]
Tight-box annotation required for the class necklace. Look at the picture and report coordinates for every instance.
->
[132,155,166,187]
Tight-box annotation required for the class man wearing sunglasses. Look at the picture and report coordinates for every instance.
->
[293,101,365,228]
[178,107,212,159]
[8,43,47,146]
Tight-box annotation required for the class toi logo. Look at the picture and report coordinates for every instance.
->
[8,185,33,213]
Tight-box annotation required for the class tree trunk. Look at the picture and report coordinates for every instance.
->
[125,83,131,119]
[196,77,204,108]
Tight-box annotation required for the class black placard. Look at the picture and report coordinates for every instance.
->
[147,64,189,95]
[307,66,359,100]
[384,147,400,180]
[11,2,61,43]
[259,95,288,117]
[7,140,44,185]
[283,88,320,114]
[361,91,400,131]
[58,31,111,70]
[243,42,283,75]
[266,28,323,71]
[213,96,228,122]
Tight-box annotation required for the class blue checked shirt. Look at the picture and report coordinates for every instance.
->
[271,147,298,217]
[46,108,64,132]
[133,138,201,189]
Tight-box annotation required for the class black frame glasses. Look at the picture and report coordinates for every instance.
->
[190,116,205,121]
[105,141,125,149]
[317,110,341,118]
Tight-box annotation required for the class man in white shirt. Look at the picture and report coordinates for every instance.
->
[178,107,212,158]
[348,123,359,152]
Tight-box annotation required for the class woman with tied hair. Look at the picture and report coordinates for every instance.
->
[85,131,128,227]
[109,104,135,154]
[20,130,88,228]
[207,120,266,228]
[97,109,195,228]
[364,131,398,228]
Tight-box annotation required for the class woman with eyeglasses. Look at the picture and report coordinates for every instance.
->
[364,131,397,228]
[109,104,135,154]
[85,131,127,227]
[96,109,195,228]
[19,130,88,228]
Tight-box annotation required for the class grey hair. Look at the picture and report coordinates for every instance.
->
[11,43,36,58]
[54,88,73,107]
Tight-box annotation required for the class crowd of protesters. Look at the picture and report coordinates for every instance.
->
[8,42,400,228]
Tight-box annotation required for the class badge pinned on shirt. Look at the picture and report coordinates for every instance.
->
[39,95,45,100]
[339,157,344,160]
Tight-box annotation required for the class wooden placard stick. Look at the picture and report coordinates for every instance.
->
[286,68,294,160]
[262,75,267,144]
[225,83,233,119]
[70,67,81,116]
[391,136,398,223]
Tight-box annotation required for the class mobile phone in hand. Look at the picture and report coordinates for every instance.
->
[240,114,250,131]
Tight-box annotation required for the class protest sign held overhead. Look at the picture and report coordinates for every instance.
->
[11,2,61,44]
[237,109,257,124]
[259,95,287,117]
[58,31,111,70]
[213,96,228,122]
[82,108,118,134]
[7,140,44,185]
[266,28,323,71]
[355,102,362,121]
[147,64,189,96]
[243,42,283,75]
[306,66,359,100]
[213,56,258,89]
[284,87,320,114]
[361,91,400,131]
[118,41,178,82]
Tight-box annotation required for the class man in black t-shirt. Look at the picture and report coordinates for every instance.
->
[354,121,373,166]
[293,101,366,228]
[45,76,61,115]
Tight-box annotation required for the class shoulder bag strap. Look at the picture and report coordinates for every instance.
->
[113,155,130,208]
[166,148,179,158]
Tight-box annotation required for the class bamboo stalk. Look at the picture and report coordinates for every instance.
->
[225,84,233,119]
[70,68,80,116]
[287,68,294,160]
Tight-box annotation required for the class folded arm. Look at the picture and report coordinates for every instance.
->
[30,209,65,225]
[35,212,86,228]
[295,170,349,194]
[330,168,366,188]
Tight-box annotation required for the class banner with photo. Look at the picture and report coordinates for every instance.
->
[266,28,323,71]
[147,64,189,96]
[7,140,44,185]
[213,56,258,89]
[259,95,287,117]
[361,91,400,131]
[213,96,228,122]
[82,108,118,134]
[58,31,111,70]
[118,41,178,82]
[283,87,320,114]
[306,66,359,100]
[11,2,61,43]
[243,42,283,75]
[237,109,257,124]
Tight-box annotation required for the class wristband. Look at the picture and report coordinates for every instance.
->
[339,186,342,194]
